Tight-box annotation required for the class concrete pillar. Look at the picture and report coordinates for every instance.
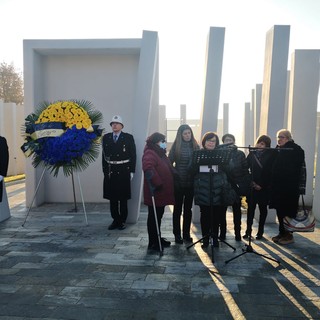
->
[158,105,166,135]
[200,27,225,138]
[223,103,229,134]
[180,104,186,124]
[244,102,251,147]
[253,84,262,142]
[130,30,159,223]
[287,50,320,207]
[283,71,290,129]
[217,119,223,138]
[259,25,290,146]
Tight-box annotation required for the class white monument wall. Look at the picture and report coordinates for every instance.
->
[23,31,159,223]
[0,102,25,176]
[287,49,320,207]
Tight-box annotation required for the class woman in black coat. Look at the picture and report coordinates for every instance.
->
[193,132,237,248]
[169,124,199,244]
[244,135,275,240]
[269,129,305,245]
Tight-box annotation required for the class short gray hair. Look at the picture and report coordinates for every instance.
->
[277,129,292,141]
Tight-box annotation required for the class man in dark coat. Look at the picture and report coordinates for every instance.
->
[102,115,136,230]
[0,136,9,202]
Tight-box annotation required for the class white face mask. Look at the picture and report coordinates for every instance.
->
[159,142,167,150]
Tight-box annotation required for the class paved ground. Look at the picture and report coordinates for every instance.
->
[0,179,319,320]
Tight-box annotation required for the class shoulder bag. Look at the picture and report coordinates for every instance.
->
[284,195,316,232]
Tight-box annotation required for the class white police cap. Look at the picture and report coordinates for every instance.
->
[110,115,123,127]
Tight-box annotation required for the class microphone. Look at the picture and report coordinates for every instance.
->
[216,142,235,149]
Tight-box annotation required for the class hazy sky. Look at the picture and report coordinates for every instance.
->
[0,0,319,135]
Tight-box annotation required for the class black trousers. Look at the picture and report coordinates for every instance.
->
[232,200,242,236]
[172,186,194,238]
[110,200,128,225]
[245,196,268,236]
[221,199,242,237]
[147,206,165,245]
[274,194,299,235]
[199,205,224,239]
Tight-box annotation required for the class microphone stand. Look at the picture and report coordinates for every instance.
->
[187,148,236,263]
[225,146,281,265]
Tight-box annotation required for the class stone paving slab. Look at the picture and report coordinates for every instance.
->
[0,179,319,319]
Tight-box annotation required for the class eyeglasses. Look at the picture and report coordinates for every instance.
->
[277,136,286,139]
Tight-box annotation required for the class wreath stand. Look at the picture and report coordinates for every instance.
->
[22,167,88,227]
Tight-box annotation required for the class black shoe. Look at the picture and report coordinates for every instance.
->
[201,239,209,249]
[243,234,249,240]
[235,234,242,241]
[256,234,263,240]
[118,223,126,230]
[161,238,171,247]
[108,221,119,230]
[175,235,183,244]
[183,236,193,243]
[148,243,160,251]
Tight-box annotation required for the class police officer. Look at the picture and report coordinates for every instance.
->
[102,115,136,230]
[0,136,9,202]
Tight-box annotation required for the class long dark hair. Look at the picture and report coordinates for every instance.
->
[171,124,199,162]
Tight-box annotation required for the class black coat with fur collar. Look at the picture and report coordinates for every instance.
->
[269,140,305,218]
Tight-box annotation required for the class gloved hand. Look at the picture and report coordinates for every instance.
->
[130,172,134,180]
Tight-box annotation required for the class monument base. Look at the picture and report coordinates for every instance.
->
[0,184,11,222]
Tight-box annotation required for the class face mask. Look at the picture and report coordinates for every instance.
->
[159,142,167,150]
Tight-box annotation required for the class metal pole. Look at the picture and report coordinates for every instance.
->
[22,166,46,227]
[151,195,163,256]
[69,171,78,212]
[77,173,88,225]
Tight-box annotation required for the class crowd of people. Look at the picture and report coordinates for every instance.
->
[102,115,306,252]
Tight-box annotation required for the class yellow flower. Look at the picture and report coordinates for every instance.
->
[35,101,92,129]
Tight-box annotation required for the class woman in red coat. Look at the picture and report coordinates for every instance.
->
[142,132,175,251]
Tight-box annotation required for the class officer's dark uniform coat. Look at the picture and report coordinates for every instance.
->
[0,136,9,202]
[102,132,136,200]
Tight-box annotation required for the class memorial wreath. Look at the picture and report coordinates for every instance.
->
[21,100,104,177]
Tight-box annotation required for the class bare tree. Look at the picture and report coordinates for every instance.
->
[0,62,24,104]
